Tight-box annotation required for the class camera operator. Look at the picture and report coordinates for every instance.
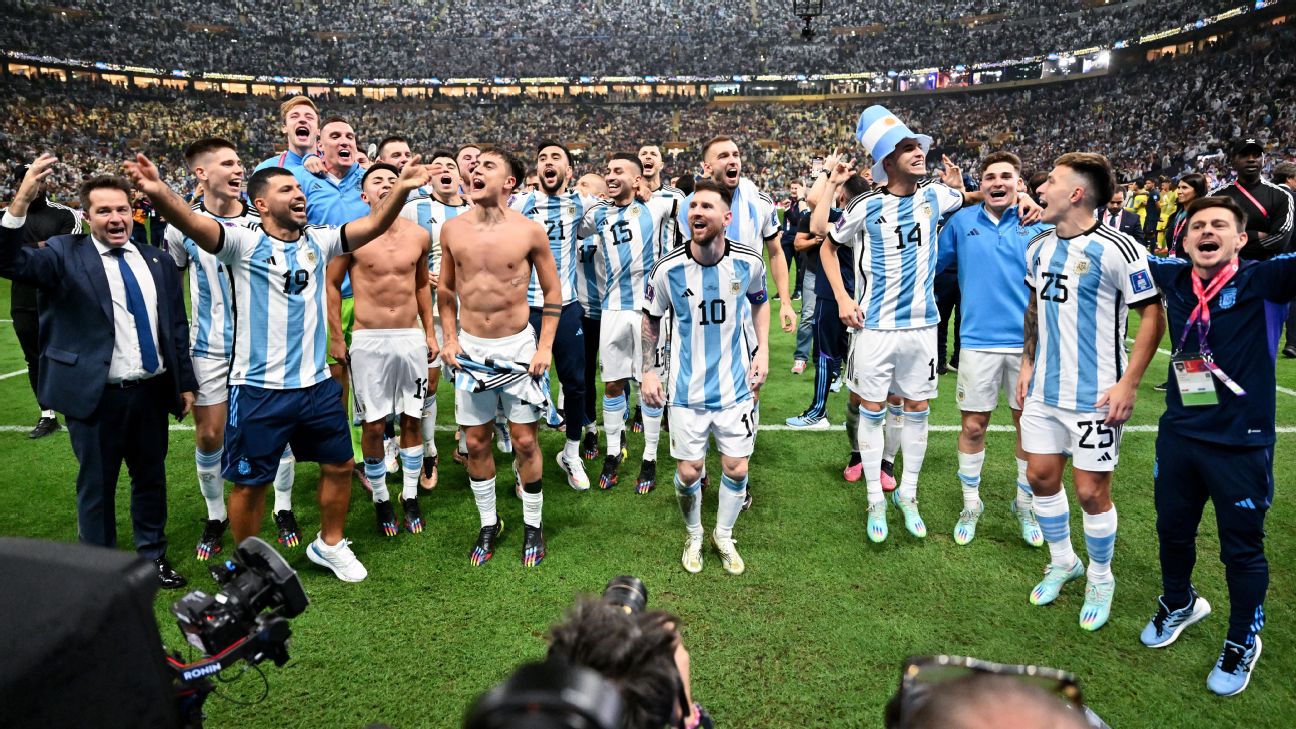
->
[546,595,706,729]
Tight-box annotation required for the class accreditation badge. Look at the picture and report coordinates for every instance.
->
[1172,352,1217,407]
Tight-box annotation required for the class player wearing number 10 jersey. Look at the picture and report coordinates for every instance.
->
[580,153,678,493]
[1018,152,1164,632]
[642,180,770,575]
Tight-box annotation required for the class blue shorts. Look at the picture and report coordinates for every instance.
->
[223,378,353,483]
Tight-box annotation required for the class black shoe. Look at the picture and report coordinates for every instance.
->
[194,518,227,560]
[936,361,949,376]
[375,499,398,538]
[274,509,302,549]
[28,416,60,439]
[581,430,599,460]
[155,556,187,589]
[741,484,753,512]
[470,517,503,566]
[791,292,802,301]
[1153,381,1169,392]
[402,497,424,534]
[1284,345,1296,359]
[630,406,644,433]
[947,361,958,372]
[599,452,624,489]
[522,523,546,567]
[636,459,657,495]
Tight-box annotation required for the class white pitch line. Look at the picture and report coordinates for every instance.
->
[4,423,1296,435]
[0,369,28,381]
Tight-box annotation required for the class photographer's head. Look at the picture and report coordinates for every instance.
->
[547,598,685,729]
[901,673,1089,729]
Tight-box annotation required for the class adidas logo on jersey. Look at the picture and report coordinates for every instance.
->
[682,287,694,297]
[968,228,981,236]
[1097,452,1113,463]
[872,215,886,225]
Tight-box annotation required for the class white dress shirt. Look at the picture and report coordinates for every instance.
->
[93,238,165,383]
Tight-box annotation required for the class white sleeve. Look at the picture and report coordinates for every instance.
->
[164,225,188,269]
[827,203,866,248]
[644,262,670,318]
[934,183,964,216]
[759,196,779,240]
[399,198,419,223]
[314,225,345,261]
[1119,247,1160,306]
[746,256,769,303]
[215,223,256,266]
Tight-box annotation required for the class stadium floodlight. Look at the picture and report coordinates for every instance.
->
[792,0,823,39]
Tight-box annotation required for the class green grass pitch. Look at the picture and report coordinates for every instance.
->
[0,277,1292,728]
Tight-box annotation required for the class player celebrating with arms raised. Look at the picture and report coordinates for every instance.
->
[815,106,1041,543]
[1017,153,1164,631]
[642,180,770,575]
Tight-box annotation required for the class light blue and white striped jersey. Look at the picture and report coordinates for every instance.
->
[511,190,599,307]
[216,223,346,389]
[1025,222,1160,412]
[645,240,768,411]
[652,184,687,251]
[580,196,677,311]
[401,190,468,276]
[676,177,778,249]
[165,200,260,360]
[829,180,964,330]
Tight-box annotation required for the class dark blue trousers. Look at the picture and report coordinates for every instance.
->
[529,302,588,442]
[1155,432,1272,645]
[802,295,847,419]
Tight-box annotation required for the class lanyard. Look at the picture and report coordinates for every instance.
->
[1171,211,1187,245]
[1234,181,1268,218]
[1178,260,1239,356]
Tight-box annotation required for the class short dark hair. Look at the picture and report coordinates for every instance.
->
[547,599,682,729]
[79,175,132,211]
[246,167,295,202]
[692,178,732,208]
[320,116,350,132]
[183,138,237,168]
[609,152,642,174]
[1053,152,1115,209]
[843,174,872,200]
[535,139,571,165]
[375,135,409,158]
[1273,162,1296,185]
[701,135,736,159]
[362,162,400,187]
[980,151,1022,174]
[1186,196,1248,232]
[477,145,522,192]
[674,174,695,196]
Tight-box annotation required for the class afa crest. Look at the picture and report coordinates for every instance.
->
[305,250,317,265]
[629,205,642,218]
[919,202,933,218]
[1219,287,1237,309]
[730,280,742,294]
[1073,259,1090,275]
[564,204,576,217]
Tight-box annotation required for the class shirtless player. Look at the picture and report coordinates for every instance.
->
[439,147,562,568]
[327,163,439,538]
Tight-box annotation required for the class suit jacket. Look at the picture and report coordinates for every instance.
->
[1100,210,1145,247]
[0,224,197,420]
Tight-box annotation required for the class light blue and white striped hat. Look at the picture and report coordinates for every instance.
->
[855,105,932,185]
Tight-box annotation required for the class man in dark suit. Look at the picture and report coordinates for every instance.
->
[0,155,196,588]
[1100,189,1146,247]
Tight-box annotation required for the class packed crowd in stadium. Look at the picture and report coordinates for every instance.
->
[2,2,1294,727]
[2,0,1245,77]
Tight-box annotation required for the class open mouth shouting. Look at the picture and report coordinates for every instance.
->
[1196,238,1220,253]
[541,166,560,189]
[293,124,312,144]
[986,187,1011,205]
[723,166,739,186]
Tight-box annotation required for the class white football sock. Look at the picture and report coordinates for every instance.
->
[364,458,390,503]
[195,447,226,521]
[898,409,929,501]
[521,486,543,528]
[675,473,703,537]
[563,438,580,461]
[272,445,294,512]
[958,449,985,510]
[858,408,886,503]
[1034,490,1078,569]
[1083,506,1117,583]
[1015,457,1032,510]
[641,399,663,462]
[470,476,497,529]
[883,403,904,463]
[715,474,747,540]
[603,393,626,456]
[422,399,438,458]
[399,446,422,500]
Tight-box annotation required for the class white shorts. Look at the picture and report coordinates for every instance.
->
[669,402,757,462]
[349,328,428,423]
[193,355,231,406]
[1020,400,1123,472]
[956,349,1023,412]
[455,326,544,426]
[844,326,938,402]
[599,308,645,382]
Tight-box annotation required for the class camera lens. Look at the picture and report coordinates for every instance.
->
[602,576,648,614]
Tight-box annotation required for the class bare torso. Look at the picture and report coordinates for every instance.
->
[348,218,429,330]
[443,208,541,338]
